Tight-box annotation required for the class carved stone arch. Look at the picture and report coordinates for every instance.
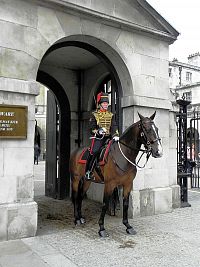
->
[36,34,132,200]
[41,35,133,131]
[43,35,133,98]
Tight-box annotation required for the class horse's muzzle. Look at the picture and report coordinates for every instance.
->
[151,139,163,158]
[152,148,163,158]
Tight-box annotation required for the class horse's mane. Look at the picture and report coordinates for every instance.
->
[120,121,139,139]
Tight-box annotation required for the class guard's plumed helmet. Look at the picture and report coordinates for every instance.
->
[97,92,109,105]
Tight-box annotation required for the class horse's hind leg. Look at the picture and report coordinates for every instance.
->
[123,185,137,235]
[72,176,90,225]
[72,176,84,225]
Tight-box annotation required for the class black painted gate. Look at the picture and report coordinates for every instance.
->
[188,110,200,188]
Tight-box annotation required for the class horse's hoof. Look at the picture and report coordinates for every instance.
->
[74,217,85,225]
[126,227,136,235]
[80,217,85,224]
[74,219,81,226]
[98,229,109,238]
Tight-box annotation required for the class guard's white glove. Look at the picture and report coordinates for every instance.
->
[98,127,106,135]
[113,136,119,142]
[101,127,107,133]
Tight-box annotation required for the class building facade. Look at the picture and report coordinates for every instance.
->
[0,0,179,240]
[169,53,200,103]
[169,53,200,172]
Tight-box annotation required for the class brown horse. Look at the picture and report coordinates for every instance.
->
[70,112,163,237]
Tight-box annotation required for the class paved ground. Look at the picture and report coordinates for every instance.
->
[1,161,200,267]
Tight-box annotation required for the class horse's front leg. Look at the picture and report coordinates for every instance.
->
[72,176,82,225]
[123,189,137,235]
[98,185,113,237]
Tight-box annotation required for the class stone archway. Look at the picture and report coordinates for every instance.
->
[40,35,134,129]
[36,36,133,201]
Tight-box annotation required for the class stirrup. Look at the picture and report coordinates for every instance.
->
[84,171,94,181]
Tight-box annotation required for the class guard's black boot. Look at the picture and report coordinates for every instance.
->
[84,154,95,181]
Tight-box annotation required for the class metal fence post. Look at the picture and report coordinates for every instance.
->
[176,98,191,207]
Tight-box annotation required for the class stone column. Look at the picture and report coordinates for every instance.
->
[0,77,39,241]
[121,103,180,217]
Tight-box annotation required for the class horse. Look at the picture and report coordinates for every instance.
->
[70,112,163,237]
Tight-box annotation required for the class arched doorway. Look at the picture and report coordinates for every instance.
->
[41,40,123,129]
[36,71,71,199]
[36,37,130,204]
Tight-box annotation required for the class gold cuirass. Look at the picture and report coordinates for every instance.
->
[93,110,113,135]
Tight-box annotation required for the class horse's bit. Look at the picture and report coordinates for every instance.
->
[116,120,160,169]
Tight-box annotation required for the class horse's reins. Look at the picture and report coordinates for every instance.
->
[115,120,160,169]
[117,141,151,169]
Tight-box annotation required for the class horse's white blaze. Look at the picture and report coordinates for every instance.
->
[157,141,163,157]
[152,124,163,156]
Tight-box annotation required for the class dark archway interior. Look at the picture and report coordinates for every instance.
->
[37,71,71,199]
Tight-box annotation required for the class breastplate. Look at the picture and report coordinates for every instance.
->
[93,110,113,135]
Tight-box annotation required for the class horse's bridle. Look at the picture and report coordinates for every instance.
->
[115,120,161,169]
[119,120,160,152]
[138,120,161,151]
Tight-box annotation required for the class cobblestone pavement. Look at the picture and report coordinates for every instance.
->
[1,161,200,267]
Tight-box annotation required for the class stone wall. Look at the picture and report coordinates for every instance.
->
[0,78,39,240]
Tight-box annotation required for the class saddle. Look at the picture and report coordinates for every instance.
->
[78,140,112,166]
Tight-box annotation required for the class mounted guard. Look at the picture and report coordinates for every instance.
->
[70,111,163,237]
[84,92,119,180]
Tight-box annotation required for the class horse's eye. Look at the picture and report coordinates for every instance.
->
[146,127,151,133]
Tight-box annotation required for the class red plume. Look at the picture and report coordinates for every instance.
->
[96,92,102,105]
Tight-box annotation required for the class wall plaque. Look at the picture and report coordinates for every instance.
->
[0,105,28,139]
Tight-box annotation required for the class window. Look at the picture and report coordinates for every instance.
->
[96,75,118,117]
[183,91,192,101]
[186,72,192,82]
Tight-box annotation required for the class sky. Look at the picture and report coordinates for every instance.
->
[147,0,200,63]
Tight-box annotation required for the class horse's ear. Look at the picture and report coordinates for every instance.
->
[150,111,156,120]
[138,112,145,121]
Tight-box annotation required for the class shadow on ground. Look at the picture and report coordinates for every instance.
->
[35,196,108,235]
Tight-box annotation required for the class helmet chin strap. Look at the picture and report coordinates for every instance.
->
[100,103,108,110]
